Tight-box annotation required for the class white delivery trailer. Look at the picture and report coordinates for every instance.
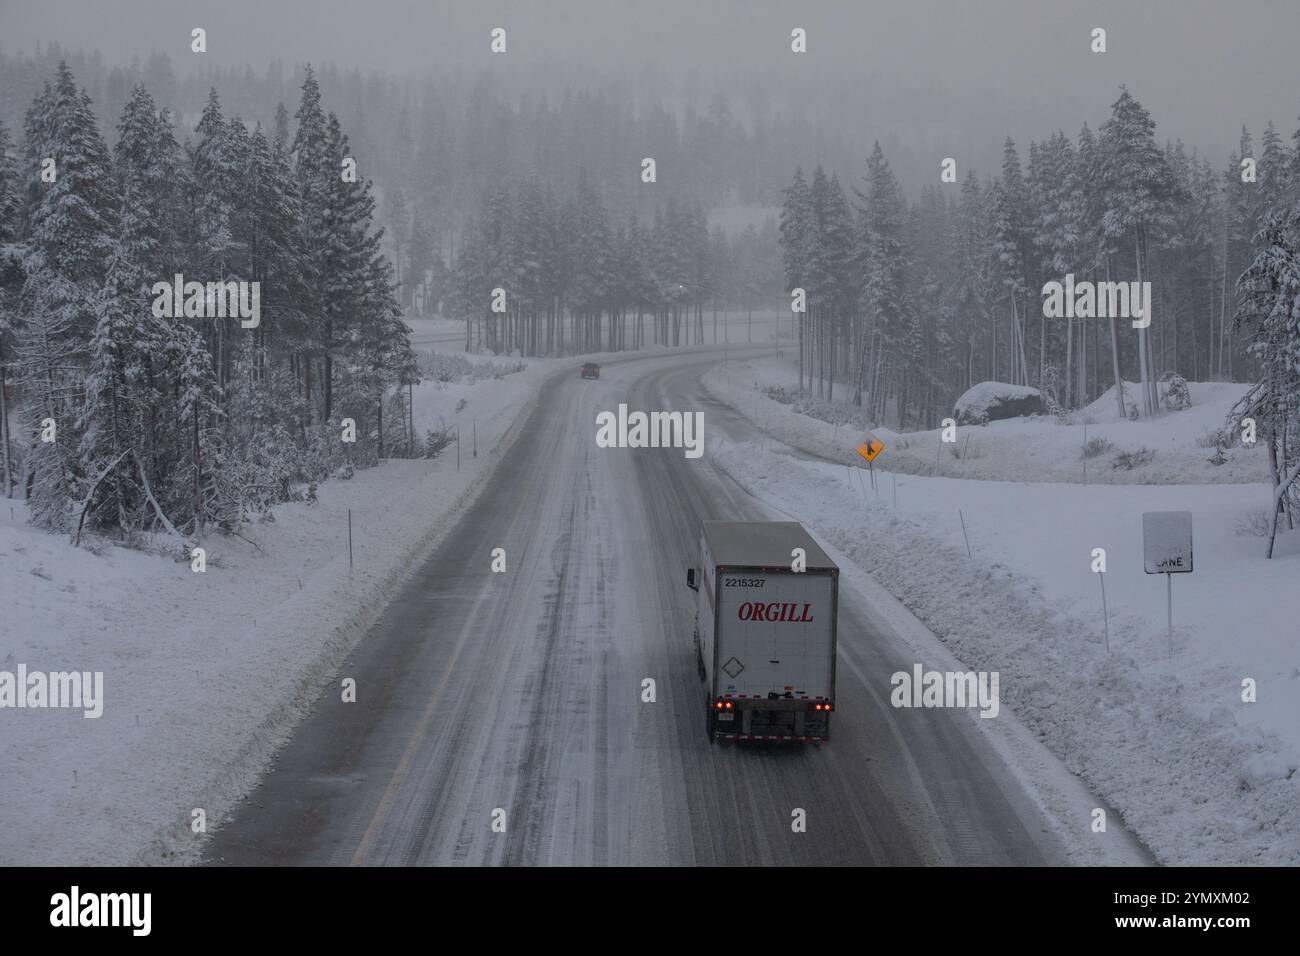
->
[686,520,839,743]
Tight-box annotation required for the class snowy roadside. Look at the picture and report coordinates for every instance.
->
[707,431,1300,865]
[0,341,749,865]
[0,353,562,866]
[704,358,1270,485]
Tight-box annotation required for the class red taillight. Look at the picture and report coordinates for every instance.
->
[724,701,733,710]
[715,701,723,710]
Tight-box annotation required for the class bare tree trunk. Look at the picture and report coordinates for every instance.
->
[798,310,805,394]
[0,339,10,498]
[1077,313,1086,406]
[1136,230,1152,416]
[1266,435,1283,559]
[1104,259,1125,418]
[1064,316,1074,409]
[991,305,997,382]
[1039,300,1045,388]
[193,403,203,539]
[827,312,835,404]
[1217,214,1228,379]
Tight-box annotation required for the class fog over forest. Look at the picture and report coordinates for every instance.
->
[5,0,1299,188]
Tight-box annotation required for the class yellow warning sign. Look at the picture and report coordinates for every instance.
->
[856,432,885,463]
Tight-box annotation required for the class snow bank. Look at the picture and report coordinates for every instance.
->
[704,358,1269,485]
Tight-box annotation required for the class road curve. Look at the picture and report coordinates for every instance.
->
[205,350,1071,866]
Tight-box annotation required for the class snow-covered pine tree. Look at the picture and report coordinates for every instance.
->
[76,84,177,533]
[570,169,611,351]
[0,120,24,498]
[320,113,378,421]
[512,177,546,354]
[813,171,854,401]
[954,173,994,393]
[1099,87,1180,416]
[778,167,814,391]
[1232,200,1300,557]
[270,102,288,149]
[1070,133,1097,396]
[990,137,1030,388]
[855,143,908,417]
[1029,130,1083,404]
[1257,122,1291,233]
[291,66,333,427]
[17,63,116,530]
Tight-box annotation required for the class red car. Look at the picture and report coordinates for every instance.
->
[580,362,600,379]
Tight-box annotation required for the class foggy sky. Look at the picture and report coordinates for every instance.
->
[3,0,1298,163]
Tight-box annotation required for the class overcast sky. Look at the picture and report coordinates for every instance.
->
[4,0,1298,159]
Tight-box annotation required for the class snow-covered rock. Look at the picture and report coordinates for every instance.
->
[954,381,1046,425]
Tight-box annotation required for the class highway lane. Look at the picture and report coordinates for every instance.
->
[205,349,1073,865]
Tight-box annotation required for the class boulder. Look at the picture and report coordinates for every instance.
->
[954,381,1046,425]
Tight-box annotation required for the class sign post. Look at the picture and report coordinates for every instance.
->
[1141,511,1193,654]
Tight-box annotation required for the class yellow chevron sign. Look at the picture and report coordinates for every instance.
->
[856,433,885,462]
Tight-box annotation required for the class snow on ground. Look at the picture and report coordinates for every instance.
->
[0,352,558,865]
[706,357,1270,485]
[0,339,748,865]
[706,373,1300,865]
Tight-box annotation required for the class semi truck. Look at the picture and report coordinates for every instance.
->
[686,520,839,743]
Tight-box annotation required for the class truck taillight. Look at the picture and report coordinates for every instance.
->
[815,703,833,712]
[715,700,733,710]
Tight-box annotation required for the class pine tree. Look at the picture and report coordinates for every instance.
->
[856,143,908,416]
[0,120,23,497]
[990,137,1031,386]
[1233,200,1300,557]
[1099,86,1180,415]
[1029,130,1083,402]
[779,167,814,391]
[290,66,333,426]
[17,63,116,529]
[273,102,290,149]
[954,173,994,390]
[76,84,176,531]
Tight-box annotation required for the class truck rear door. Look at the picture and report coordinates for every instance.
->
[714,570,835,700]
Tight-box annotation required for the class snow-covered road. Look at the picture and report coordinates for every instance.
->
[205,351,1145,865]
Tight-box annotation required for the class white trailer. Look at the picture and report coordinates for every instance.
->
[686,520,839,743]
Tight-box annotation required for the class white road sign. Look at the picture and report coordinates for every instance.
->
[1142,511,1193,574]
